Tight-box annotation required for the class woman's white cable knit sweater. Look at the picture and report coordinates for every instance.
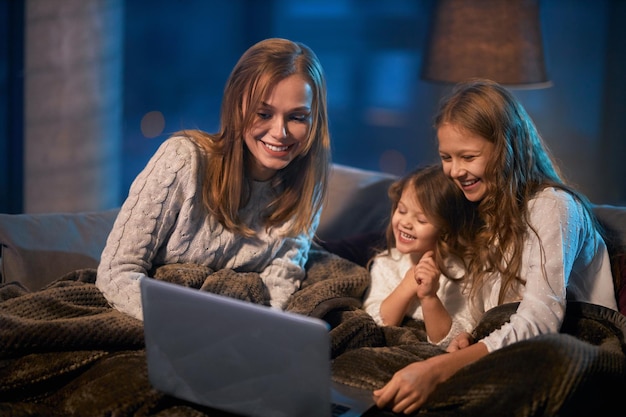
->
[96,136,317,320]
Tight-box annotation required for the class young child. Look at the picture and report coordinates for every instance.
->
[362,164,477,347]
[96,38,331,321]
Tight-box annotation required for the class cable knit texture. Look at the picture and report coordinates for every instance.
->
[96,136,317,320]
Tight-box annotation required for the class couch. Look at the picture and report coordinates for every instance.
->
[1,163,625,417]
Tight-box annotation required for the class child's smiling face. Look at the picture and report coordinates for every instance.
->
[392,185,439,262]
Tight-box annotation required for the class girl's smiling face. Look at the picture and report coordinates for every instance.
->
[392,185,439,263]
[244,74,313,181]
[437,123,495,202]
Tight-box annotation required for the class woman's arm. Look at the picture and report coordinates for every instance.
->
[373,341,489,414]
[96,137,198,320]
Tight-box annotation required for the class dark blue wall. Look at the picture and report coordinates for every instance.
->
[120,0,626,205]
[3,0,624,213]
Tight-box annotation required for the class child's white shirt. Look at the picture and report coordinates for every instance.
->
[363,248,474,348]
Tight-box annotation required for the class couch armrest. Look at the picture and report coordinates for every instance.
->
[0,209,119,290]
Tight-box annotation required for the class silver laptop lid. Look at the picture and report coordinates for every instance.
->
[140,277,333,417]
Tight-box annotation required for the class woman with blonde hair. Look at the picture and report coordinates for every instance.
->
[97,38,331,321]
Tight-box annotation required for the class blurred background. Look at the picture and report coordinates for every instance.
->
[1,0,625,214]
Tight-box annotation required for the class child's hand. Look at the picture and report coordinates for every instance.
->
[413,251,439,299]
[446,332,474,352]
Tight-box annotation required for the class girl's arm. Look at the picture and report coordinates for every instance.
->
[363,253,409,325]
[480,188,609,352]
[379,267,419,326]
[415,252,452,343]
[420,294,452,343]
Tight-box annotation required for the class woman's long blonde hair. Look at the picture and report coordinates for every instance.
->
[434,79,599,304]
[176,38,331,237]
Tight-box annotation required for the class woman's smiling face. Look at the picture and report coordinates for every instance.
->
[437,123,495,202]
[244,74,313,181]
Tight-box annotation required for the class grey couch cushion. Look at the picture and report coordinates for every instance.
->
[0,209,119,290]
[317,164,397,242]
[594,204,626,250]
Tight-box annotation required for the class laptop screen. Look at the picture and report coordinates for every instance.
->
[140,277,336,417]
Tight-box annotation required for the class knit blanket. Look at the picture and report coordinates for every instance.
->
[1,248,625,417]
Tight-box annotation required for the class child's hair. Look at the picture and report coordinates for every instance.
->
[434,78,600,303]
[381,164,476,278]
[175,38,331,238]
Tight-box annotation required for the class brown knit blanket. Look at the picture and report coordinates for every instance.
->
[1,248,626,417]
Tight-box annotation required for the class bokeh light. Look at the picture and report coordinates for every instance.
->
[379,149,406,176]
[140,111,165,138]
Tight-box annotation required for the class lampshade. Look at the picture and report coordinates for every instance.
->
[421,0,551,88]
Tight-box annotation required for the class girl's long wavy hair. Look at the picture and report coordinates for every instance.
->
[380,164,477,278]
[434,78,600,304]
[175,38,331,238]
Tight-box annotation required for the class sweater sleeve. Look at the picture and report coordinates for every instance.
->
[260,209,321,309]
[96,137,198,320]
[479,189,591,352]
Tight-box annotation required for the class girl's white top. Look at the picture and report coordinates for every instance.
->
[363,248,475,348]
[479,187,618,352]
[96,136,318,321]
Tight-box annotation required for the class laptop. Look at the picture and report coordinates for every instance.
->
[140,277,376,417]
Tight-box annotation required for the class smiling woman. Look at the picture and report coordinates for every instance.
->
[244,74,313,181]
[95,38,331,321]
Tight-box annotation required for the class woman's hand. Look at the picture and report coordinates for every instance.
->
[373,342,489,414]
[446,331,474,352]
